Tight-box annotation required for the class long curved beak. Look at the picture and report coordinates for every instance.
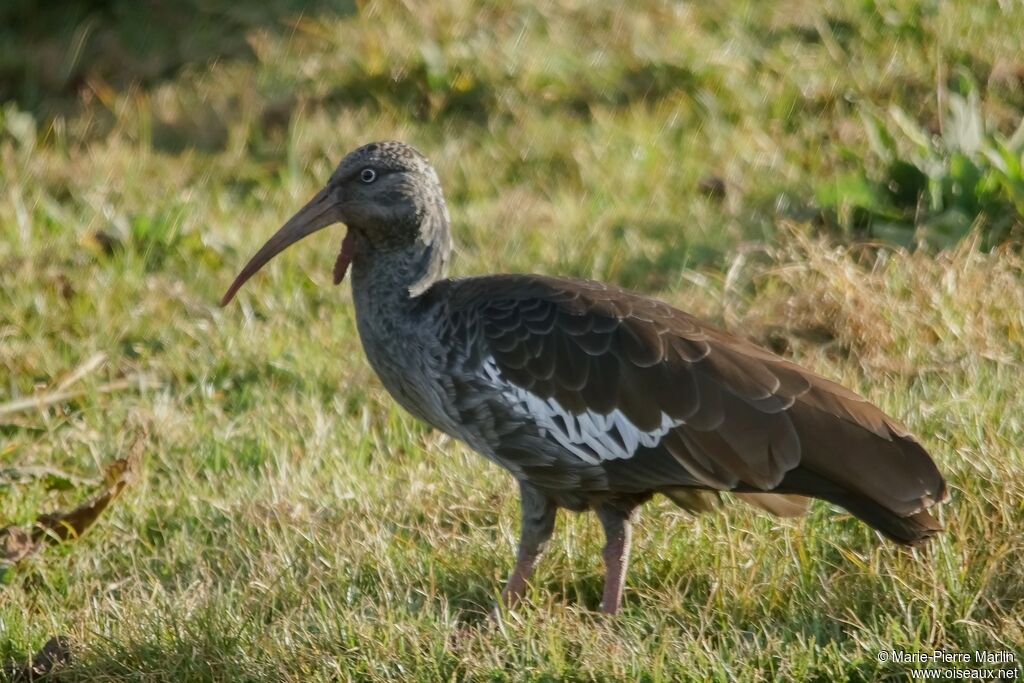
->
[221,186,340,306]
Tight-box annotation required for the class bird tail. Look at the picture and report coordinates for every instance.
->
[766,464,946,545]
[816,489,944,544]
[775,402,948,545]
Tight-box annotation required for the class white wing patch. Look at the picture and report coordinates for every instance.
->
[481,357,681,465]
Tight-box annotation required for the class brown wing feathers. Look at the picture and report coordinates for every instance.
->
[451,275,946,542]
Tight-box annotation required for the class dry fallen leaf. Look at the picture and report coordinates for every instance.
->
[2,635,72,680]
[0,527,36,566]
[0,428,144,567]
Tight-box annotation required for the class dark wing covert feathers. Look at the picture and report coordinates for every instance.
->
[438,274,946,542]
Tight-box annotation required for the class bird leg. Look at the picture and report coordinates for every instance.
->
[595,504,634,615]
[501,481,556,609]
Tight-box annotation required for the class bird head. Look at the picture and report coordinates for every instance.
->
[221,140,449,306]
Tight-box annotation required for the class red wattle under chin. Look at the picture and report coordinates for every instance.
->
[333,231,356,284]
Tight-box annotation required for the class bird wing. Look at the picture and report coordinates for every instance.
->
[441,274,945,519]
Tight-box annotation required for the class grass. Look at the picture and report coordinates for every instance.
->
[1,0,1023,680]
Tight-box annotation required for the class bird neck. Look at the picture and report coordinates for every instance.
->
[350,192,452,301]
[350,232,450,321]
[350,244,434,308]
[348,223,454,428]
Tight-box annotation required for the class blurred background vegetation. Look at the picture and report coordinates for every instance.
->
[3,0,1023,278]
[1,1,1022,680]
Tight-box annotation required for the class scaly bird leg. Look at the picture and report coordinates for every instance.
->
[501,481,556,609]
[596,504,634,615]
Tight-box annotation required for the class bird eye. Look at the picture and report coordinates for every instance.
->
[359,168,377,183]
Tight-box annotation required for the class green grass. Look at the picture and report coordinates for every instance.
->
[2,0,1023,680]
